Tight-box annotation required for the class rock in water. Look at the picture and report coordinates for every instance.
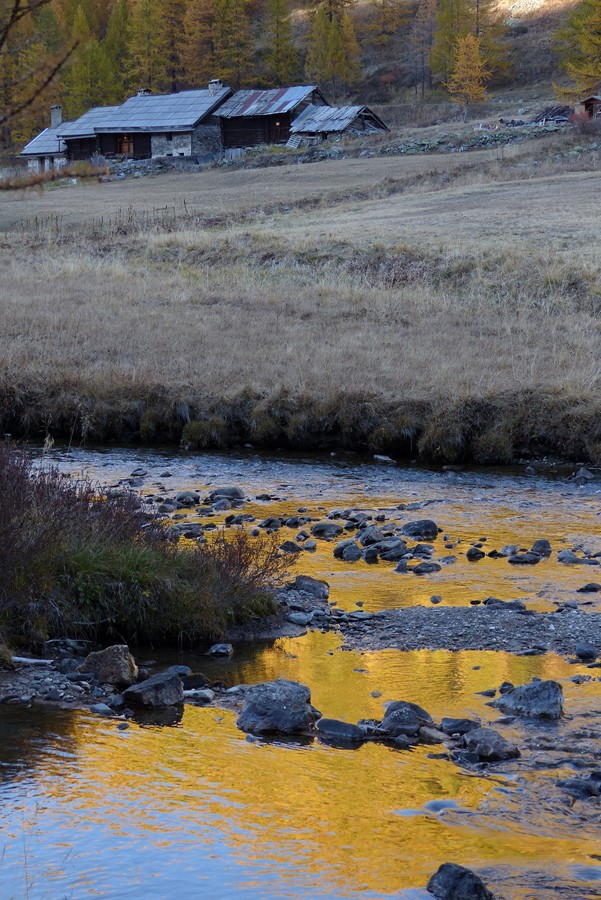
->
[427,862,494,899]
[123,670,184,708]
[316,718,365,743]
[288,575,330,599]
[208,486,245,500]
[380,701,433,737]
[236,679,320,735]
[401,520,439,540]
[490,680,563,720]
[461,727,520,761]
[80,645,138,687]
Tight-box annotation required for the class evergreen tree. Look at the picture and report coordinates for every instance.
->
[557,0,601,96]
[264,0,299,84]
[182,0,218,86]
[127,0,169,92]
[447,32,489,119]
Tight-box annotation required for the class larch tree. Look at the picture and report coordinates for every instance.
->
[182,0,218,86]
[410,0,436,97]
[213,0,253,87]
[263,0,299,85]
[127,0,169,92]
[0,0,74,144]
[305,1,361,99]
[447,31,490,120]
[556,0,601,97]
[430,0,472,84]
[162,0,188,92]
[103,0,130,99]
[367,0,410,47]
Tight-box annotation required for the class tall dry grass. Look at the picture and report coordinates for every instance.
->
[0,146,599,463]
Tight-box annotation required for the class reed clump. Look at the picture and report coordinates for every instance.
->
[0,443,286,649]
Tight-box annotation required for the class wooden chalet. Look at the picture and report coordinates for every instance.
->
[214,86,329,148]
[579,95,601,118]
[289,105,388,142]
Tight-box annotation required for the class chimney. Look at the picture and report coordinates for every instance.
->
[50,105,62,129]
[208,79,223,96]
[137,88,152,97]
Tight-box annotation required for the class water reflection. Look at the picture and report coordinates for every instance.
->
[3,447,597,898]
[1,644,600,898]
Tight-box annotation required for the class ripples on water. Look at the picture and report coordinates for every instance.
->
[1,448,600,898]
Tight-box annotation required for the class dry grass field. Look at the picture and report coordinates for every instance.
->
[0,135,599,463]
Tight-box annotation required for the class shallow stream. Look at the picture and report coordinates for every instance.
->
[1,448,600,899]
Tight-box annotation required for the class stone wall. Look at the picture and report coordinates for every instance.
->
[191,124,222,158]
[151,133,192,158]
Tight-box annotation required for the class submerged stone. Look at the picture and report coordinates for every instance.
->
[316,718,364,743]
[461,727,520,762]
[490,679,563,719]
[427,862,494,899]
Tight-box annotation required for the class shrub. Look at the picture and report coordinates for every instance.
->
[0,443,287,647]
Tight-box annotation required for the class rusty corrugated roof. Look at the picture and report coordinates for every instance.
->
[290,104,388,134]
[215,86,323,118]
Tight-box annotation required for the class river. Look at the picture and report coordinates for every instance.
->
[1,447,600,899]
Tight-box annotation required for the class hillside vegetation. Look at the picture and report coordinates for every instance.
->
[0,0,592,153]
[0,130,599,464]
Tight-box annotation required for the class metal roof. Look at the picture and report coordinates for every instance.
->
[290,105,388,134]
[215,86,324,119]
[58,106,122,139]
[93,87,232,133]
[21,124,68,157]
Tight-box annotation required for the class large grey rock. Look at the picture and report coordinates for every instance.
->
[208,486,245,500]
[401,519,439,540]
[427,863,494,899]
[175,491,200,506]
[358,525,386,547]
[490,679,563,720]
[289,575,329,599]
[236,679,320,735]
[461,727,520,761]
[413,561,442,575]
[440,717,480,736]
[311,521,344,539]
[531,539,552,557]
[342,543,362,562]
[123,670,184,708]
[508,551,540,565]
[79,645,138,687]
[380,701,433,737]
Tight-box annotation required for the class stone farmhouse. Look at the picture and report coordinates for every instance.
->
[21,82,388,172]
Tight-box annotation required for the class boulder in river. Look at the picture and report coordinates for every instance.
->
[380,700,433,737]
[311,521,344,539]
[490,679,563,719]
[208,486,245,500]
[79,645,138,687]
[123,670,184,708]
[413,561,442,575]
[531,539,552,557]
[288,575,329,599]
[316,718,365,744]
[236,679,320,735]
[427,862,494,899]
[401,520,439,541]
[461,727,520,761]
[508,551,541,565]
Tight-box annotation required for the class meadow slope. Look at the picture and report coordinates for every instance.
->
[1,139,599,463]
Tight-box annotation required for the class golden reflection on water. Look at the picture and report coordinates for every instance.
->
[192,492,601,614]
[3,637,600,898]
